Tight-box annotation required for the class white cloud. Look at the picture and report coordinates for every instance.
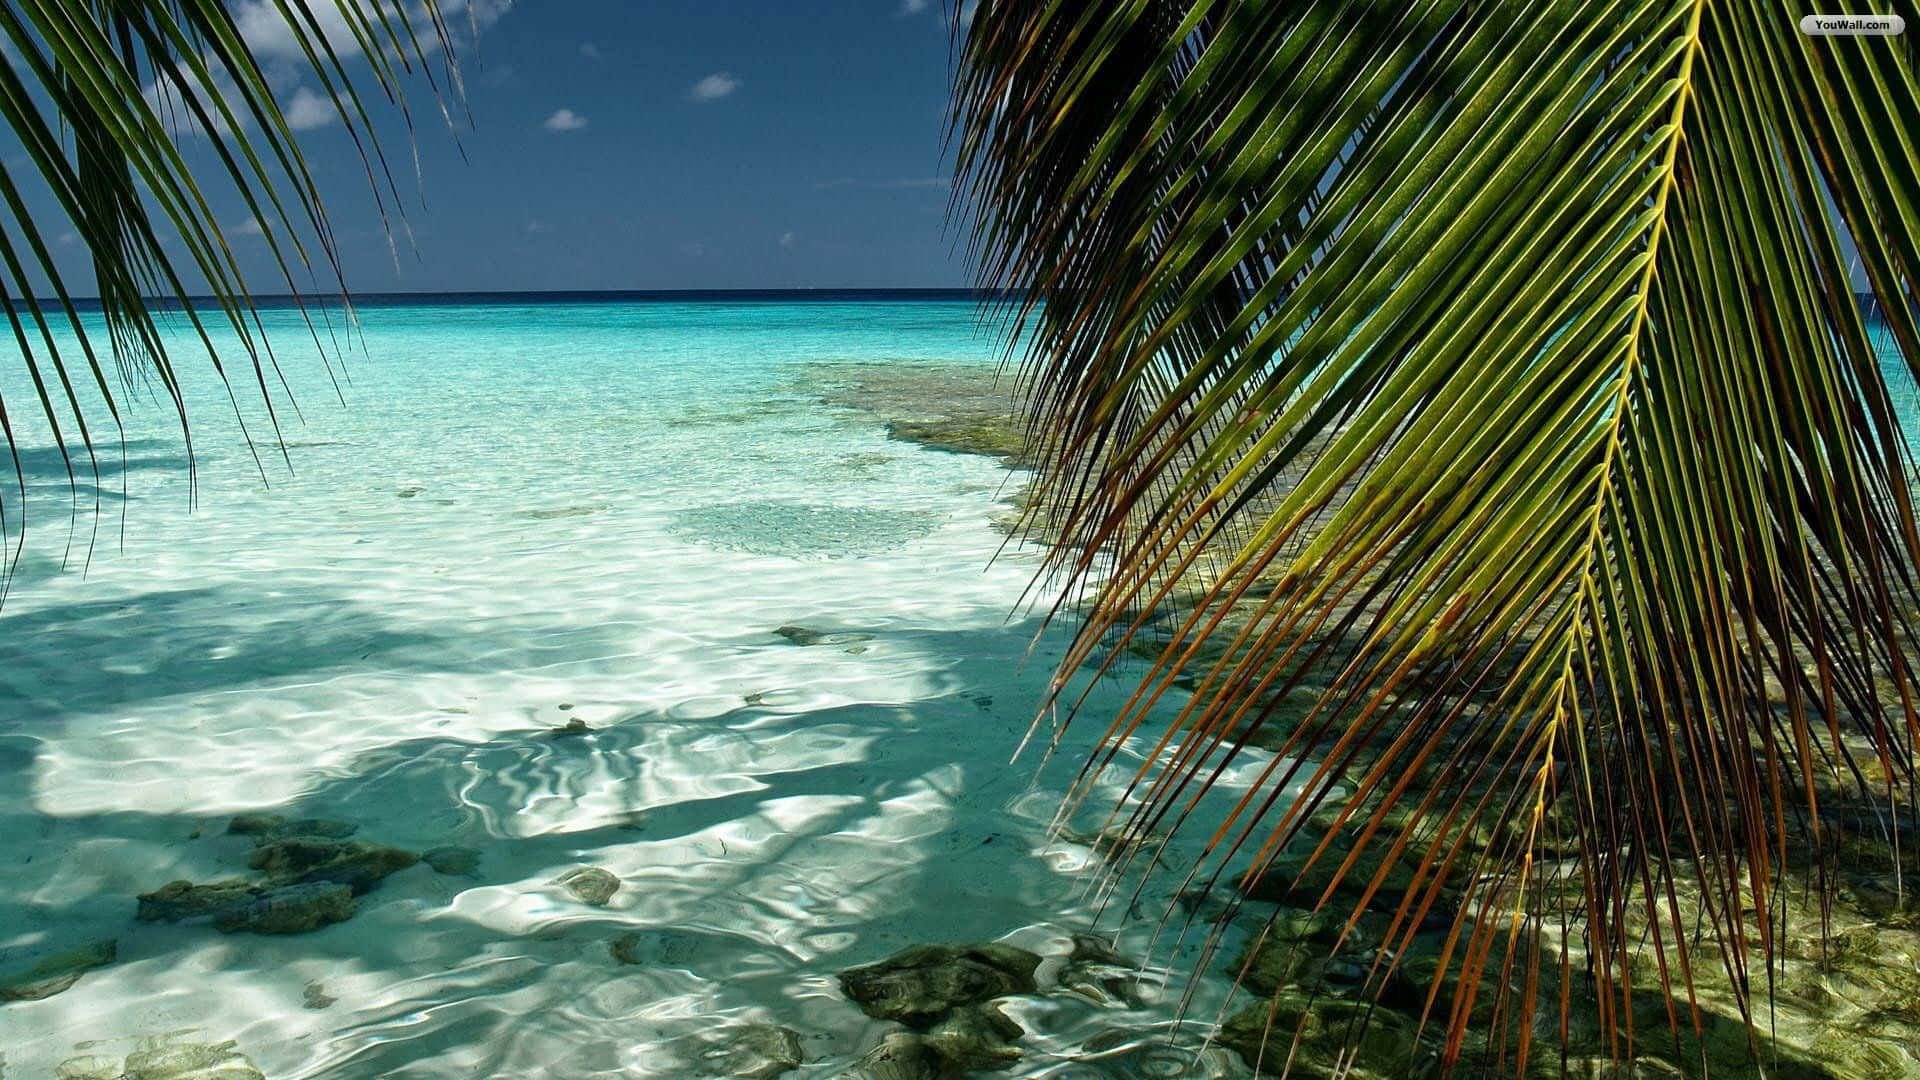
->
[283,86,338,130]
[143,73,241,137]
[688,72,741,103]
[899,0,930,12]
[526,219,550,234]
[231,0,362,61]
[231,0,514,63]
[233,216,265,237]
[579,42,602,59]
[146,1,516,140]
[779,231,796,247]
[543,107,588,133]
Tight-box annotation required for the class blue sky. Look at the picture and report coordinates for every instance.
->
[40,1,976,294]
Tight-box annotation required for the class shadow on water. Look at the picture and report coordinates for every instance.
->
[0,606,1219,1076]
[0,589,1844,1078]
[0,585,465,719]
[4,438,191,486]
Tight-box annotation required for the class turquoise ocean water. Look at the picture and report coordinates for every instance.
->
[0,295,1260,1078]
[0,294,1912,1078]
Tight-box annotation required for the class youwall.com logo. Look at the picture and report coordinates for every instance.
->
[1800,13,1905,35]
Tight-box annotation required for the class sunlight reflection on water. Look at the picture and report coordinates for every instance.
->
[0,300,1272,1078]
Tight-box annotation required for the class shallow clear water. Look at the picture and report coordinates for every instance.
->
[0,297,1264,1077]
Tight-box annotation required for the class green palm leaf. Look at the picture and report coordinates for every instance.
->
[954,0,1920,1072]
[0,0,461,592]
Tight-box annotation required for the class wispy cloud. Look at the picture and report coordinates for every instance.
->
[899,0,930,13]
[812,177,949,190]
[233,216,265,237]
[543,107,588,133]
[526,219,551,234]
[579,42,602,60]
[688,72,741,103]
[232,0,515,62]
[283,86,337,130]
[143,73,241,137]
[779,231,796,247]
[149,1,515,140]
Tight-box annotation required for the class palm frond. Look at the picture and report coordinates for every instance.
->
[954,0,1920,1071]
[0,0,464,594]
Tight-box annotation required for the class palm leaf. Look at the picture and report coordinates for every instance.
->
[954,0,1920,1072]
[0,0,462,593]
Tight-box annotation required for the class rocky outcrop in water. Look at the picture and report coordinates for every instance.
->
[838,1032,945,1080]
[840,943,1040,1029]
[698,1023,805,1079]
[554,865,621,906]
[807,363,1032,465]
[133,816,419,936]
[839,942,1040,1073]
[1217,837,1896,1077]
[136,879,259,922]
[213,882,355,935]
[1055,933,1147,1008]
[248,836,419,894]
[772,625,875,648]
[137,878,355,935]
[0,938,116,1002]
[57,1036,265,1079]
[1219,993,1428,1079]
[923,1002,1023,1070]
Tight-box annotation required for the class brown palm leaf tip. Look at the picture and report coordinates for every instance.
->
[0,1,462,593]
[954,0,1919,1073]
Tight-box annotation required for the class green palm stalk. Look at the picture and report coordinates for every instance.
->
[0,0,460,591]
[953,0,1920,1072]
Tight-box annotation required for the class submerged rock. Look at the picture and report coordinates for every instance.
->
[1240,845,1426,918]
[54,1056,124,1079]
[137,876,353,935]
[699,1022,805,1079]
[0,938,115,1002]
[609,932,645,965]
[1235,911,1382,999]
[554,865,621,906]
[1219,993,1430,1078]
[839,1033,943,1080]
[423,845,482,876]
[303,980,337,1009]
[839,942,1041,1029]
[772,625,875,648]
[213,882,355,935]
[549,717,592,738]
[248,836,419,894]
[120,1038,266,1080]
[225,813,287,837]
[61,1037,265,1080]
[1057,933,1146,1007]
[925,1001,1023,1069]
[137,879,259,922]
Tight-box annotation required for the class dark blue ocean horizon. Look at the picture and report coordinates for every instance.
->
[48,287,1018,313]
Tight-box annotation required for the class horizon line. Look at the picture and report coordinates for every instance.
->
[45,286,1017,306]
